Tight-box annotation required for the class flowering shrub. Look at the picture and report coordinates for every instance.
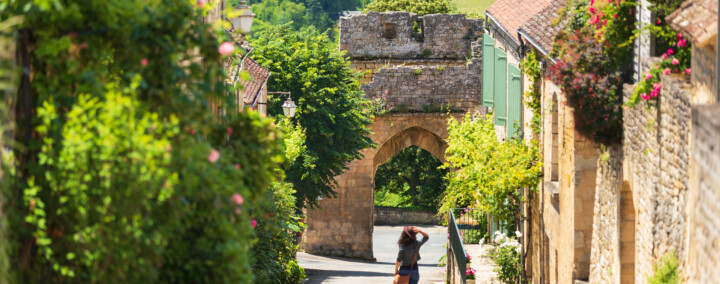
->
[488,231,523,283]
[548,0,634,145]
[521,50,542,136]
[466,250,472,263]
[627,1,692,108]
[466,267,477,280]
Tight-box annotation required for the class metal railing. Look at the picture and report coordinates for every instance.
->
[452,208,489,245]
[448,209,467,283]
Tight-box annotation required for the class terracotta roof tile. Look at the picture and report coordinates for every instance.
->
[519,0,567,55]
[486,0,555,43]
[668,0,718,47]
[238,56,270,105]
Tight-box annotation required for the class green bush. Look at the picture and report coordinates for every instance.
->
[647,251,680,284]
[365,0,454,16]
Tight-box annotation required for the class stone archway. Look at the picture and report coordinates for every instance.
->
[302,113,462,260]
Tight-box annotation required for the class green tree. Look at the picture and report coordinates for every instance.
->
[249,25,374,207]
[375,146,447,210]
[441,113,542,224]
[365,0,454,16]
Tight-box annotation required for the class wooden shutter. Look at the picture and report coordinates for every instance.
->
[507,64,522,139]
[482,34,495,107]
[493,48,507,126]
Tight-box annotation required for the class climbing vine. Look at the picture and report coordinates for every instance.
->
[521,50,542,136]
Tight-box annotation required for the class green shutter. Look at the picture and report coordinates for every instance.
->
[482,34,495,107]
[494,48,507,126]
[507,64,522,139]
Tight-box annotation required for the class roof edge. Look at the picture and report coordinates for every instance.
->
[517,29,550,57]
[486,11,520,46]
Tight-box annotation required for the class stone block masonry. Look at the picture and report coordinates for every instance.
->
[686,104,720,283]
[339,12,483,60]
[361,60,483,113]
[620,72,692,283]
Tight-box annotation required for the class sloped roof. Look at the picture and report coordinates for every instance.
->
[486,0,554,44]
[238,56,270,105]
[518,0,567,56]
[668,0,718,47]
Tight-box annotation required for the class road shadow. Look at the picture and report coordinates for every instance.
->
[303,269,394,283]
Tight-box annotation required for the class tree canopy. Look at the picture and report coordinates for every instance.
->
[249,25,374,207]
[364,0,454,16]
[375,146,447,210]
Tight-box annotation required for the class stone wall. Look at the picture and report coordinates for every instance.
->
[686,104,720,283]
[361,59,482,113]
[339,12,482,60]
[373,207,442,225]
[622,73,692,283]
[351,59,466,84]
[302,114,462,259]
[690,44,718,104]
[588,147,623,284]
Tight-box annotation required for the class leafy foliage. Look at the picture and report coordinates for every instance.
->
[249,25,374,207]
[365,0,454,16]
[375,146,447,210]
[441,113,542,225]
[520,50,542,136]
[2,1,284,283]
[647,250,680,284]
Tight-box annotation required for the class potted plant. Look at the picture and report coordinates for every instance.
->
[466,267,477,284]
[466,251,472,263]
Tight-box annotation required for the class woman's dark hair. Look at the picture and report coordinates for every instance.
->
[398,226,417,245]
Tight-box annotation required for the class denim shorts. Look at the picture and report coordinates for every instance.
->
[398,264,420,284]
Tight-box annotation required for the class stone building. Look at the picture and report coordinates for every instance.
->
[302,12,484,260]
[518,0,719,283]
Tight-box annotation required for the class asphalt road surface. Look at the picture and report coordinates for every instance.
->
[299,225,447,284]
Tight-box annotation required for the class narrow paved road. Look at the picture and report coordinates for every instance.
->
[299,225,447,284]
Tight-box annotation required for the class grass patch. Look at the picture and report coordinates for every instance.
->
[453,0,496,18]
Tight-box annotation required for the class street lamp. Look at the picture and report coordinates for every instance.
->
[268,92,297,118]
[230,0,255,34]
[281,96,298,118]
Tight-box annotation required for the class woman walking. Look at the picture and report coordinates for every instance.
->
[395,226,429,284]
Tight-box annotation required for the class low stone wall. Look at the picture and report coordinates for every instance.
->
[373,206,442,225]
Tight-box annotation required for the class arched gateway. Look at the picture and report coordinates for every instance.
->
[302,114,460,259]
[301,11,484,259]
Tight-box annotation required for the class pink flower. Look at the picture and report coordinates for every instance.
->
[656,20,661,24]
[251,219,257,228]
[228,127,233,135]
[678,39,687,48]
[645,73,653,80]
[208,149,220,163]
[235,163,241,170]
[190,129,195,135]
[663,68,671,75]
[672,58,679,65]
[218,42,235,56]
[141,58,148,66]
[654,82,662,90]
[613,14,618,19]
[602,19,607,26]
[232,193,244,205]
[667,48,674,55]
[197,0,206,7]
[641,94,650,100]
[589,6,597,14]
[661,53,668,60]
[685,68,692,74]
[623,106,629,110]
[677,33,683,39]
